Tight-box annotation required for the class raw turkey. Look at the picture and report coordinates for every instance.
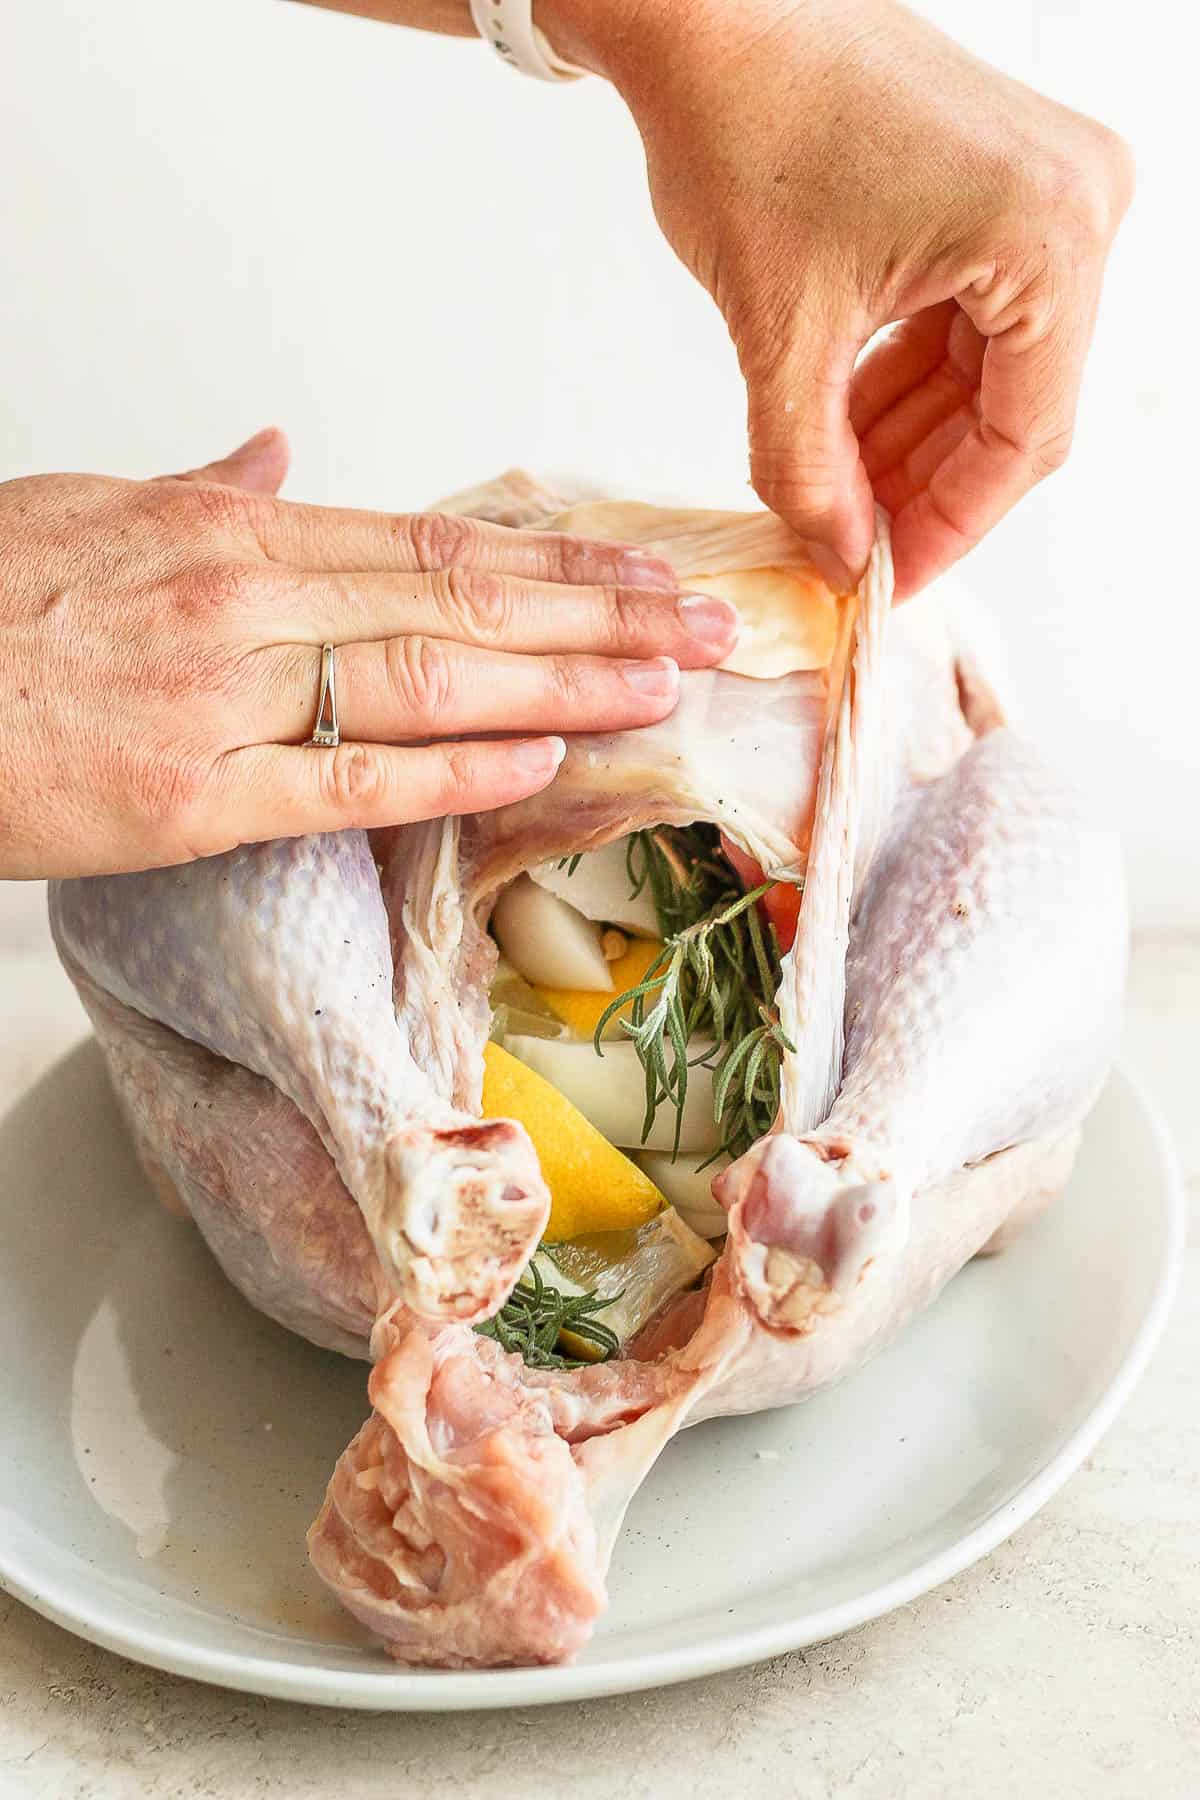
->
[50,470,1127,1668]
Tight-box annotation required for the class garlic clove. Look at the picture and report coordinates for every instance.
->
[491,874,614,993]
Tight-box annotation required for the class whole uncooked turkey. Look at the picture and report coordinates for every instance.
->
[50,470,1127,1668]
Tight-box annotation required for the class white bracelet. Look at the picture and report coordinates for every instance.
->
[467,0,587,82]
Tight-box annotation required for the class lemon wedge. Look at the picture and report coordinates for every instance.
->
[534,937,665,1041]
[481,1041,665,1242]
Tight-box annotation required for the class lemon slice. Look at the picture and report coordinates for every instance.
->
[481,1041,665,1242]
[536,1211,717,1360]
[534,936,665,1041]
[489,958,569,1044]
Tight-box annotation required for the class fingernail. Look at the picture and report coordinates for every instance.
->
[677,593,740,647]
[617,549,677,591]
[512,736,567,776]
[231,426,278,456]
[621,656,679,698]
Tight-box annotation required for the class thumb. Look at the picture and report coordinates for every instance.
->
[742,313,876,590]
[168,426,291,496]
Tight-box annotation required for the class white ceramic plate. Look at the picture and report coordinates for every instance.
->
[0,1045,1182,1709]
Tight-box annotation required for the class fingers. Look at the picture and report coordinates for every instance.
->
[209,735,568,845]
[883,271,1102,597]
[264,568,738,669]
[851,306,985,479]
[160,437,677,597]
[240,498,681,593]
[168,427,291,497]
[257,637,683,743]
[741,303,877,590]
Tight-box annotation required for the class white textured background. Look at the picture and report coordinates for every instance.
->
[1,0,1194,943]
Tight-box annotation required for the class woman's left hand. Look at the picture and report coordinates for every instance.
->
[0,429,738,878]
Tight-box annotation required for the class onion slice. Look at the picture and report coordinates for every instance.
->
[635,1150,731,1239]
[504,1033,721,1155]
[529,840,660,939]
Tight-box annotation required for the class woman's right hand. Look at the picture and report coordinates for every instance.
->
[0,429,738,880]
[543,0,1134,599]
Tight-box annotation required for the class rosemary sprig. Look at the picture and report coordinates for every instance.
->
[474,1254,621,1369]
[595,825,797,1162]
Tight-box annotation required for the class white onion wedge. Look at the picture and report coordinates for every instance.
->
[504,1034,721,1155]
[529,841,660,939]
[635,1150,731,1239]
[491,875,613,993]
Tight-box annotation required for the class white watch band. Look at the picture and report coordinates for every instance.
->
[468,0,587,82]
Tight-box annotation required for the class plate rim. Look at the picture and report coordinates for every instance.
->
[0,1061,1185,1711]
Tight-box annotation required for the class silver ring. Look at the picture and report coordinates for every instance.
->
[307,643,340,748]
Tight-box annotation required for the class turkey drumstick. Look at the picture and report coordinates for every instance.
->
[51,827,550,1323]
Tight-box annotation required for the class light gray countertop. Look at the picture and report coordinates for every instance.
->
[0,919,1196,1799]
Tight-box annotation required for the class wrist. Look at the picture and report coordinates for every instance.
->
[533,0,702,87]
[533,0,845,100]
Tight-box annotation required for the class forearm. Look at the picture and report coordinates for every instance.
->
[290,0,476,38]
[291,0,663,72]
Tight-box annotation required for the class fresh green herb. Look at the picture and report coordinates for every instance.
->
[474,1254,621,1369]
[556,852,584,876]
[596,825,797,1162]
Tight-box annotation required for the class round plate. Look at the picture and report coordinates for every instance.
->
[0,1045,1182,1709]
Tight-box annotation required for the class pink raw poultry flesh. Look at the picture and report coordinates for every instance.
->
[49,473,1126,1668]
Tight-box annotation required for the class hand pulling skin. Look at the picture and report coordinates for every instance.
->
[49,471,1127,1668]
